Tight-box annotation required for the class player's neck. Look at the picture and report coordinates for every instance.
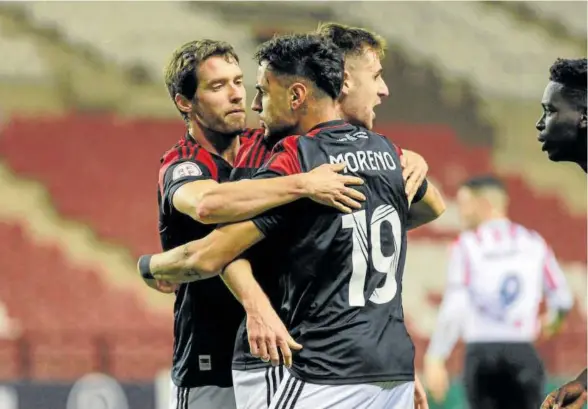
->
[188,123,240,165]
[297,99,341,135]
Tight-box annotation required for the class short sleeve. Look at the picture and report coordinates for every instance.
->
[412,179,429,203]
[158,146,217,215]
[250,136,302,236]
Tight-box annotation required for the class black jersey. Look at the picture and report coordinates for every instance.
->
[251,120,428,385]
[158,129,258,388]
[229,131,288,371]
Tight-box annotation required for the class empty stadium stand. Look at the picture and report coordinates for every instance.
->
[0,221,172,380]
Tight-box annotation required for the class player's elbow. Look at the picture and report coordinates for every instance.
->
[183,244,224,277]
[193,191,225,224]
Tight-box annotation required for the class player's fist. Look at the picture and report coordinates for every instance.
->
[541,380,587,409]
[303,162,366,214]
[144,277,178,294]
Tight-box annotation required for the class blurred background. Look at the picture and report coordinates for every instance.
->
[0,1,585,408]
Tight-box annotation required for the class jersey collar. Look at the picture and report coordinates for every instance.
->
[307,120,347,134]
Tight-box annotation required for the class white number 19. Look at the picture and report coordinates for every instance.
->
[341,205,402,307]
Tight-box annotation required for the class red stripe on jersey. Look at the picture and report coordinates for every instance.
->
[254,143,270,168]
[492,228,501,242]
[235,130,264,169]
[158,140,218,196]
[247,135,264,168]
[194,146,218,180]
[393,144,403,157]
[543,248,558,290]
[266,135,302,175]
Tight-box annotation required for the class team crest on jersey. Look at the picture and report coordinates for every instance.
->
[172,162,202,180]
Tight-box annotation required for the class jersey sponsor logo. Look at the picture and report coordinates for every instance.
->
[329,150,397,173]
[172,162,202,180]
[198,355,212,371]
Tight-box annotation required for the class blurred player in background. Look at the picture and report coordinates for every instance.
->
[424,175,573,409]
[139,32,445,408]
[154,39,366,409]
[537,57,587,409]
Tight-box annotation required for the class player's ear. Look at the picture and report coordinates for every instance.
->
[340,70,352,97]
[289,83,307,111]
[175,93,193,116]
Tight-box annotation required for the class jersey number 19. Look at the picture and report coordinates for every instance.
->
[342,204,402,307]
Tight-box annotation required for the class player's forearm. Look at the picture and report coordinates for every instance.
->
[196,175,307,224]
[407,182,446,230]
[221,259,271,310]
[140,239,223,283]
[426,288,466,361]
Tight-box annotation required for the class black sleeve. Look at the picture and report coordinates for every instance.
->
[158,149,217,215]
[412,178,429,203]
[249,136,302,237]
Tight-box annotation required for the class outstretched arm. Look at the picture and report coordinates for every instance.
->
[138,221,264,283]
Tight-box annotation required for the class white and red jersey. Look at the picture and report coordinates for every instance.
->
[428,218,573,358]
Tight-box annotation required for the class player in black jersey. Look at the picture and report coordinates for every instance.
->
[226,23,431,409]
[537,58,587,409]
[140,33,445,408]
[154,39,367,409]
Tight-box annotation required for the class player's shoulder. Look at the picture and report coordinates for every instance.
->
[159,136,215,175]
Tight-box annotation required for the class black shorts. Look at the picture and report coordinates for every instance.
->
[464,342,545,409]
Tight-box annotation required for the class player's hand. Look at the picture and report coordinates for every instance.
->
[541,380,587,409]
[143,277,178,294]
[400,150,428,204]
[414,374,430,409]
[303,163,365,213]
[424,356,449,403]
[246,297,302,368]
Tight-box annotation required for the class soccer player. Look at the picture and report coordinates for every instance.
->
[536,57,587,409]
[536,58,587,172]
[140,33,445,408]
[156,39,369,409]
[423,176,573,409]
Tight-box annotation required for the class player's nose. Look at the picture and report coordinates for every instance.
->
[535,115,545,131]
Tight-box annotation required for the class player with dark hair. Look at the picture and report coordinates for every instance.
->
[424,175,572,409]
[537,58,588,409]
[140,33,445,408]
[156,38,368,409]
[536,58,587,172]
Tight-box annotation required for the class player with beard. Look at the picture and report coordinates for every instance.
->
[146,24,430,409]
[155,39,368,409]
[536,57,587,409]
[140,33,445,408]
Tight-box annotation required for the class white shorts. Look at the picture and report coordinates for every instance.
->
[269,370,415,409]
[233,366,285,409]
[169,380,236,409]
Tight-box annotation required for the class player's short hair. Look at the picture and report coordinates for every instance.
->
[462,175,506,193]
[316,22,386,59]
[549,58,587,110]
[254,33,344,100]
[164,39,240,120]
